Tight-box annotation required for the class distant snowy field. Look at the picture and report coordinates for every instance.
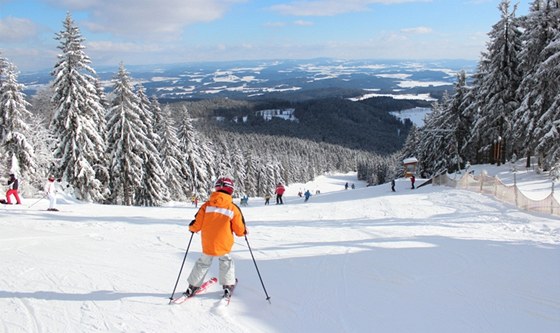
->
[19,59,468,100]
[390,107,432,127]
[1,163,559,333]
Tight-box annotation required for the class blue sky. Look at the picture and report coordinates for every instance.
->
[0,0,531,72]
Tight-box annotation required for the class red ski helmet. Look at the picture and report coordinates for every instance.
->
[214,177,234,195]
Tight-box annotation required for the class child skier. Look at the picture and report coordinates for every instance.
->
[184,177,247,299]
[44,175,58,211]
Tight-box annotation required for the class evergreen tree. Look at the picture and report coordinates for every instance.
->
[106,63,145,206]
[0,62,37,181]
[449,71,471,170]
[50,12,106,201]
[0,52,10,144]
[515,0,560,168]
[177,107,215,198]
[471,0,522,165]
[401,125,420,163]
[227,140,247,195]
[26,114,55,191]
[134,85,167,206]
[27,86,57,191]
[416,93,453,175]
[92,78,110,192]
[429,71,470,173]
[242,151,258,196]
[460,59,488,165]
[512,1,556,166]
[213,136,234,178]
[534,25,560,169]
[154,103,186,201]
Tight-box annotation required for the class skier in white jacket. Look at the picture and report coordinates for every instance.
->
[44,175,58,211]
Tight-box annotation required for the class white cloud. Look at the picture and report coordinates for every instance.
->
[293,20,314,26]
[86,41,165,53]
[264,21,287,28]
[0,16,38,42]
[46,0,243,39]
[400,26,433,34]
[264,20,313,29]
[1,46,58,71]
[269,0,429,17]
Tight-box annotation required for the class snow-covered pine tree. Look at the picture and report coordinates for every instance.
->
[515,0,560,169]
[25,86,57,191]
[460,57,490,165]
[0,61,37,187]
[0,52,9,144]
[534,23,560,169]
[514,0,560,167]
[91,78,110,192]
[425,71,469,173]
[134,85,168,206]
[242,151,258,196]
[50,12,106,202]
[227,139,247,195]
[213,136,234,178]
[106,63,145,206]
[416,93,453,176]
[262,161,283,197]
[177,107,215,199]
[448,71,472,171]
[400,125,420,163]
[470,0,523,165]
[26,114,55,191]
[154,103,186,201]
[0,52,8,80]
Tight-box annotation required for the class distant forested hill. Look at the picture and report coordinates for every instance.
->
[178,96,423,154]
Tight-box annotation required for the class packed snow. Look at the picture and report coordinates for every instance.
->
[1,163,559,333]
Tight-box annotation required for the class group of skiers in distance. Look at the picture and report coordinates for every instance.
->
[4,173,417,211]
[192,181,321,208]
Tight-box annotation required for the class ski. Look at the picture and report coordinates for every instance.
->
[171,277,217,304]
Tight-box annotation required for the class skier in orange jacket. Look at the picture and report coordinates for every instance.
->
[185,177,247,298]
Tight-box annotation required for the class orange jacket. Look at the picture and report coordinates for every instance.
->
[189,191,246,256]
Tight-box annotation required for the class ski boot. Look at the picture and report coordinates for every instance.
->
[184,285,199,297]
[222,284,235,298]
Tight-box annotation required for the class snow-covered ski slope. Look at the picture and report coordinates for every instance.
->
[1,165,559,333]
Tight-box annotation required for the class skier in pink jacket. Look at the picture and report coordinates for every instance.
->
[275,183,285,205]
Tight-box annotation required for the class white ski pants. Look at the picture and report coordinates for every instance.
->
[47,193,57,209]
[187,253,235,287]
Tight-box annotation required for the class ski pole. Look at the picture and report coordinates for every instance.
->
[28,193,47,208]
[168,232,194,303]
[245,235,271,304]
